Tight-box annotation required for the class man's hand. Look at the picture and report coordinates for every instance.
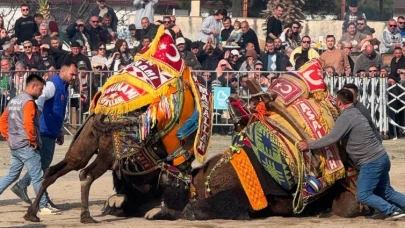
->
[297,140,309,152]
[56,132,64,145]
[388,78,396,85]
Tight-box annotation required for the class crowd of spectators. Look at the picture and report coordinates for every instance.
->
[0,0,405,136]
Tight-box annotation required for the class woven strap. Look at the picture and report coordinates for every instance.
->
[230,148,268,211]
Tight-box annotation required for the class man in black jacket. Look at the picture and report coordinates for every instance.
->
[140,17,158,42]
[14,4,38,45]
[56,42,91,70]
[88,0,118,32]
[238,21,261,55]
[66,19,91,47]
[266,4,284,41]
[260,40,291,72]
[221,17,233,41]
[86,16,108,54]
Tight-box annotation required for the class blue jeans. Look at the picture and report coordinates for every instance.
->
[357,153,405,215]
[18,136,56,200]
[0,146,48,207]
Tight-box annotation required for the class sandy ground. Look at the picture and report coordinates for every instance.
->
[0,136,405,228]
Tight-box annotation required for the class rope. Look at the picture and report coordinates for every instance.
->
[292,141,307,214]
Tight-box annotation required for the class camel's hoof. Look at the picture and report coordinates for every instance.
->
[182,203,197,220]
[101,194,127,216]
[144,207,178,220]
[24,213,40,222]
[80,216,99,224]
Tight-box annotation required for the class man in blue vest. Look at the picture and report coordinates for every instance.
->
[11,62,78,208]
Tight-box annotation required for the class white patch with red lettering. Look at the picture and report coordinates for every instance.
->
[99,82,147,107]
[293,100,343,173]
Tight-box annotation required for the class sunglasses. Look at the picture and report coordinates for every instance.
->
[99,47,106,50]
[203,74,211,77]
[172,21,176,23]
[302,41,311,44]
[163,21,171,24]
[24,46,32,49]
[21,9,29,11]
[345,47,353,50]
[292,26,299,29]
[400,72,405,75]
[91,20,99,23]
[357,23,364,25]
[399,22,405,24]
[389,24,397,27]
[369,70,378,72]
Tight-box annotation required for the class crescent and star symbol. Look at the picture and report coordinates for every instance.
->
[302,69,323,86]
[275,82,293,94]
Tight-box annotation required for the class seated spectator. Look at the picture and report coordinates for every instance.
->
[250,61,263,79]
[380,65,391,77]
[0,29,10,50]
[397,16,405,41]
[238,21,261,54]
[127,24,139,46]
[260,74,271,90]
[274,38,283,52]
[341,41,355,75]
[226,21,242,45]
[134,0,158,31]
[31,39,41,54]
[229,49,242,70]
[88,0,118,32]
[197,38,223,72]
[161,16,176,38]
[1,41,17,68]
[342,0,366,33]
[239,49,257,76]
[216,60,233,87]
[169,16,182,38]
[368,65,379,78]
[39,23,52,45]
[339,22,372,52]
[325,65,337,76]
[294,54,310,69]
[289,36,319,67]
[280,26,298,51]
[261,40,291,72]
[197,9,227,46]
[34,13,59,38]
[353,44,383,75]
[33,32,41,44]
[57,41,91,70]
[108,39,132,72]
[390,47,405,80]
[18,40,41,69]
[176,37,199,69]
[380,19,402,54]
[13,61,28,95]
[67,19,91,49]
[101,13,116,43]
[221,17,233,42]
[356,18,375,36]
[91,42,108,69]
[38,44,56,69]
[140,17,157,43]
[320,35,351,75]
[86,16,108,54]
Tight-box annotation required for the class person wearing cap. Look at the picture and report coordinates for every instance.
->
[18,40,42,70]
[229,49,242,70]
[238,49,258,77]
[250,61,264,79]
[57,41,91,70]
[134,0,158,31]
[128,24,139,42]
[66,19,91,49]
[176,37,199,69]
[342,0,366,34]
[88,0,118,32]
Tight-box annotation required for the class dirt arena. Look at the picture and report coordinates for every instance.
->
[0,136,404,228]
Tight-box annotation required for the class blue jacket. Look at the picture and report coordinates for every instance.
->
[40,74,69,138]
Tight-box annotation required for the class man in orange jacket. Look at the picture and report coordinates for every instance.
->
[0,74,61,215]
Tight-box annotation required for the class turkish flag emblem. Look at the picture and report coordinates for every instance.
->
[151,31,184,74]
[296,58,326,92]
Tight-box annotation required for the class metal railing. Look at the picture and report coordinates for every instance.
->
[1,70,404,138]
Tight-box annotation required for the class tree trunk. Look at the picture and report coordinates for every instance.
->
[232,0,243,17]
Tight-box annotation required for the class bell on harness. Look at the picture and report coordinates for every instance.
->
[305,175,322,195]
[176,110,199,140]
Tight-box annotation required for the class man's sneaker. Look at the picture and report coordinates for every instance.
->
[386,209,405,221]
[11,183,32,204]
[47,199,62,211]
[39,204,63,215]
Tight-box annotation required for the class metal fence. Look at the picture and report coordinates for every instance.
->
[0,70,404,138]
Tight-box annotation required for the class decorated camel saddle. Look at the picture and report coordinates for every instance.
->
[90,25,213,175]
[226,59,358,212]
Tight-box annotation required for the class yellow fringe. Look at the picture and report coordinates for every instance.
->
[94,73,178,115]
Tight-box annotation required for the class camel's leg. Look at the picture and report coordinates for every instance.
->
[79,155,112,223]
[24,159,75,222]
